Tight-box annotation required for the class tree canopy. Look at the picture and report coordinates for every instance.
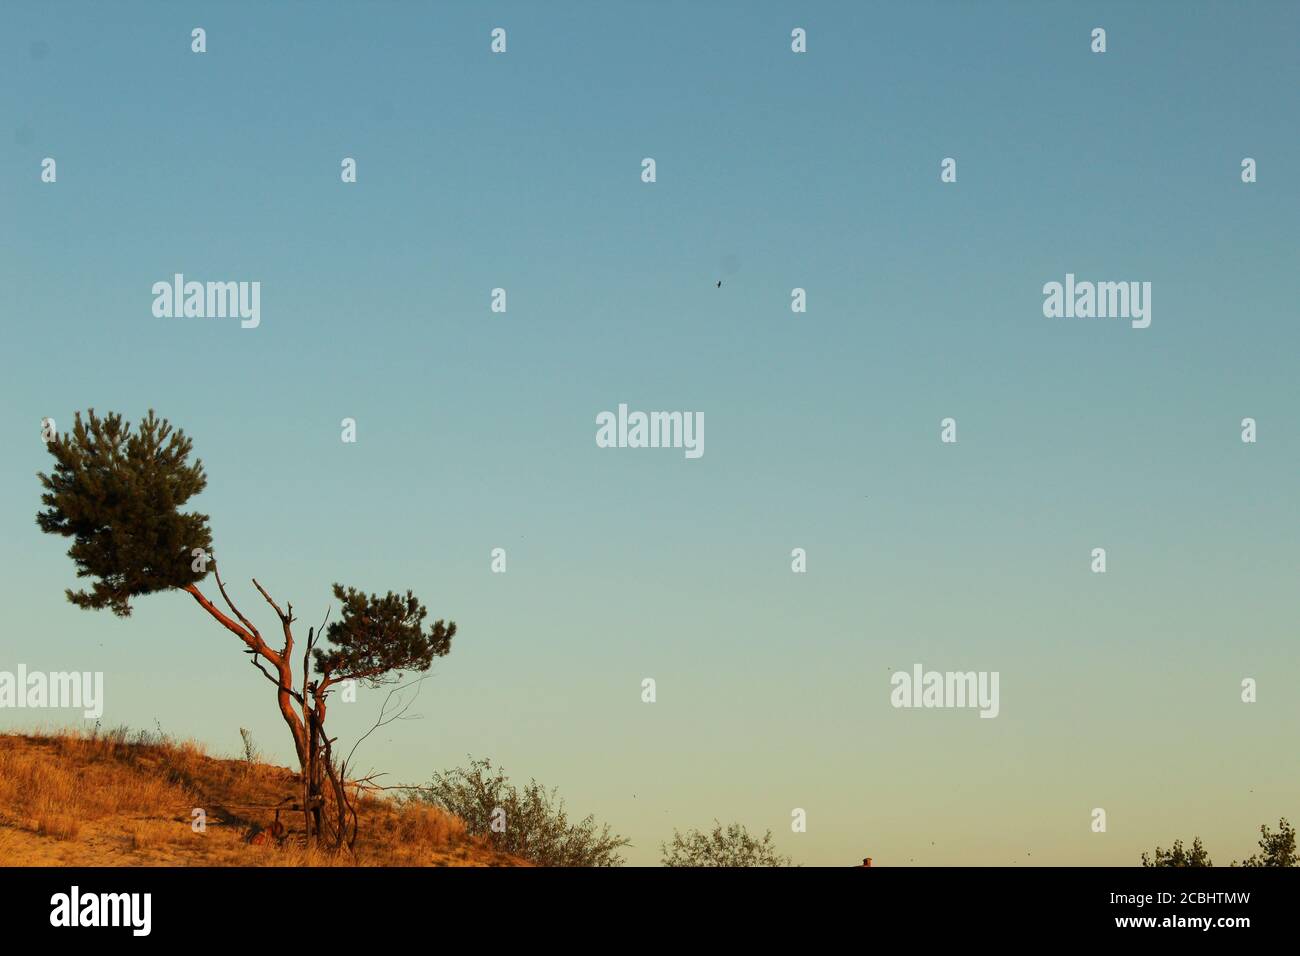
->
[1141,836,1212,867]
[1237,818,1296,868]
[1141,820,1297,867]
[37,409,212,616]
[313,584,455,687]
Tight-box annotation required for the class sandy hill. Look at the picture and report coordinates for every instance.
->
[0,729,525,866]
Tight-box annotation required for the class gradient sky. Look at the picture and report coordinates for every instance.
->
[1,1,1297,866]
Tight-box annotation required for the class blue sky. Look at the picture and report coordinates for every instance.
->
[1,1,1297,865]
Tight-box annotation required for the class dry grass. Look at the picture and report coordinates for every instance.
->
[37,810,82,842]
[0,728,525,867]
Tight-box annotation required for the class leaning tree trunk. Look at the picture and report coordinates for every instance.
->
[183,570,377,852]
[183,574,326,843]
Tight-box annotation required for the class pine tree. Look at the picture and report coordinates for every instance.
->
[37,409,457,847]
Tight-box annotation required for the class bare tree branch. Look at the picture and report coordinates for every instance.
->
[245,649,295,698]
[343,675,427,772]
[252,577,296,659]
[212,562,260,640]
[183,584,280,665]
[252,577,289,623]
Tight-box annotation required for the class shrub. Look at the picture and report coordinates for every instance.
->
[661,821,793,867]
[419,758,628,867]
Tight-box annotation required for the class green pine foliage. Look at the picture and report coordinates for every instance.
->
[313,584,456,686]
[36,409,212,616]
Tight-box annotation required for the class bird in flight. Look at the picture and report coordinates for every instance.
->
[716,280,722,288]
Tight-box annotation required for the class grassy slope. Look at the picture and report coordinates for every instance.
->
[0,729,526,867]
